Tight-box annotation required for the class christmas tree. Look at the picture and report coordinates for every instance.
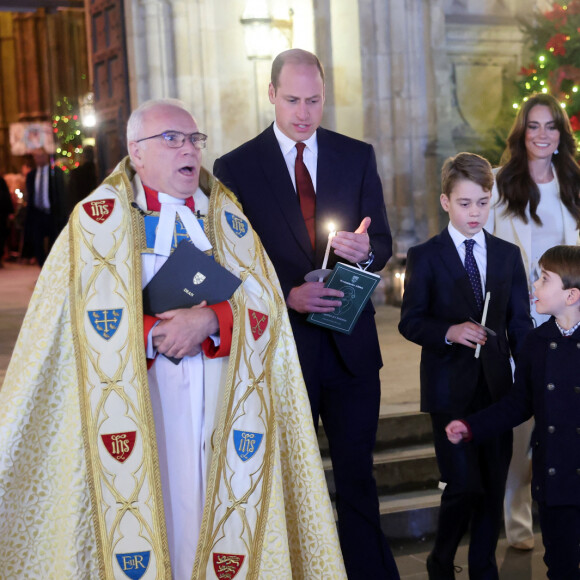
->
[516,0,580,148]
[52,96,85,173]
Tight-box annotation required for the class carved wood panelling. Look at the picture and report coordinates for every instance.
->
[89,0,130,177]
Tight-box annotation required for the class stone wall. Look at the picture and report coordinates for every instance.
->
[124,0,314,165]
[121,0,543,247]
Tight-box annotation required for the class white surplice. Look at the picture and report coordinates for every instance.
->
[142,190,214,580]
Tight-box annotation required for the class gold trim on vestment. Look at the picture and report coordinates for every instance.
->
[0,158,347,579]
[191,172,282,579]
[69,157,170,579]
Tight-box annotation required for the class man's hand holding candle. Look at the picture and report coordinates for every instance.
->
[331,216,372,264]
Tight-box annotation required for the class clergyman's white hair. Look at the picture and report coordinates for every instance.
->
[126,98,193,143]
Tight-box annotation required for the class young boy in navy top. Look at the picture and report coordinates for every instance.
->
[447,245,580,579]
[399,152,533,579]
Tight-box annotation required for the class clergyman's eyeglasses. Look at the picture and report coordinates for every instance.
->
[136,131,207,150]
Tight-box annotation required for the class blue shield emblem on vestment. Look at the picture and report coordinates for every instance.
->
[225,211,248,238]
[115,551,150,580]
[143,214,205,251]
[233,430,264,462]
[88,309,123,340]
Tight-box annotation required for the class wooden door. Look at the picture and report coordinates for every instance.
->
[87,0,130,179]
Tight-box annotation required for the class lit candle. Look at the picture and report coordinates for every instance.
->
[321,223,336,271]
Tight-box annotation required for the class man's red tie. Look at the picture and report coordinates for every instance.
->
[295,142,316,249]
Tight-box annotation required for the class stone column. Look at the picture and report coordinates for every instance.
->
[127,0,176,101]
[124,0,258,164]
[358,0,433,256]
[426,0,456,236]
[313,0,336,130]
[171,0,254,163]
[168,0,216,142]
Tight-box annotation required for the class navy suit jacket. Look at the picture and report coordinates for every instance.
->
[26,165,67,232]
[214,124,392,377]
[467,319,580,507]
[398,228,533,415]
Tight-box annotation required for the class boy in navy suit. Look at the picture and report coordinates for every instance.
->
[399,153,533,579]
[447,245,580,579]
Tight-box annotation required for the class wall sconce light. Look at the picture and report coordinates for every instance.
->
[80,92,97,128]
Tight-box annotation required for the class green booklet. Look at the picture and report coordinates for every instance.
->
[307,262,380,335]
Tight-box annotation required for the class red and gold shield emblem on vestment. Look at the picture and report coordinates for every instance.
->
[212,553,245,579]
[101,431,137,463]
[83,199,115,223]
[248,309,268,341]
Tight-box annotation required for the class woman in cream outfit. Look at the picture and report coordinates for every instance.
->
[485,93,580,550]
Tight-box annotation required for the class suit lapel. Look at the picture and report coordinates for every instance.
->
[257,126,314,264]
[484,232,517,327]
[435,229,480,315]
[315,128,343,266]
[484,232,508,306]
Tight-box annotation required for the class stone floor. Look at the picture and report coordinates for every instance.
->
[391,533,547,579]
[0,262,548,578]
[0,262,38,384]
[376,303,422,414]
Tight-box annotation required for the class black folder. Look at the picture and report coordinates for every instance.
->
[143,241,241,364]
[143,240,241,316]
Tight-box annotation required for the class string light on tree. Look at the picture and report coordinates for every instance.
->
[514,1,580,145]
[52,96,85,173]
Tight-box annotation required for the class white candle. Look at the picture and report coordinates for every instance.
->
[475,291,491,359]
[321,225,336,271]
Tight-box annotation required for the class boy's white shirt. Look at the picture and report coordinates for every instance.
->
[447,222,487,294]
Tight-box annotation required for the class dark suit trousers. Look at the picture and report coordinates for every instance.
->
[429,381,512,580]
[29,207,56,267]
[301,335,399,580]
[538,503,580,579]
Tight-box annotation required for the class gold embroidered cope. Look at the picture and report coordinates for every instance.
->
[0,158,346,580]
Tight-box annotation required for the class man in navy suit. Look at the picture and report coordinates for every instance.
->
[399,153,533,579]
[25,148,67,266]
[214,49,399,579]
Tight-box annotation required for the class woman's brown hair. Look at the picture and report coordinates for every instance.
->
[496,93,580,226]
